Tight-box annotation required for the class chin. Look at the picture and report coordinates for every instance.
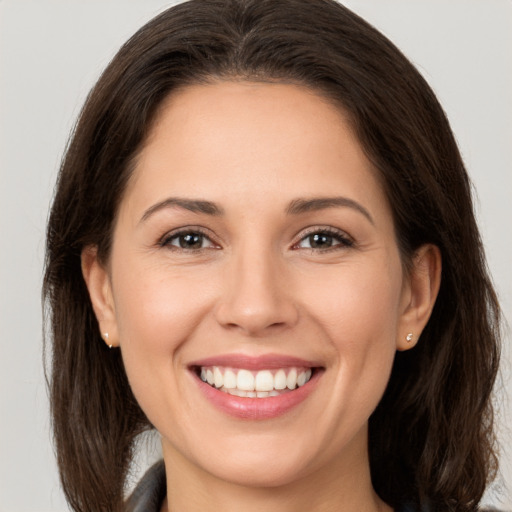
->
[202,452,315,489]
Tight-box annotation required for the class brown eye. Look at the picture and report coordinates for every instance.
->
[177,233,204,249]
[296,229,353,250]
[308,233,335,248]
[162,231,215,250]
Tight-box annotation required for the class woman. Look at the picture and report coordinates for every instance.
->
[43,0,502,511]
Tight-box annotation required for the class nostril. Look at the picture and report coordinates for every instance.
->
[213,267,299,335]
[215,301,299,336]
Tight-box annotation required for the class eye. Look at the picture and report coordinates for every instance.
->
[160,230,217,250]
[294,228,353,251]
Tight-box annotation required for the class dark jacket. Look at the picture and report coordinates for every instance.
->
[125,460,167,512]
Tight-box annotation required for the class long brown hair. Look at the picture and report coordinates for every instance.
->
[43,1,501,511]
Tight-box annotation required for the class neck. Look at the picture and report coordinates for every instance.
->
[160,432,392,512]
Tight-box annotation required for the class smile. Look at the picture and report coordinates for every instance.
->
[199,366,313,398]
[189,355,322,419]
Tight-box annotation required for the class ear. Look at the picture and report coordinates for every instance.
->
[81,245,119,348]
[397,244,441,351]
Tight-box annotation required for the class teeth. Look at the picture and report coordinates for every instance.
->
[255,370,274,391]
[227,388,245,397]
[274,369,287,390]
[223,369,237,389]
[286,368,297,390]
[237,369,255,391]
[199,365,314,397]
[214,367,223,388]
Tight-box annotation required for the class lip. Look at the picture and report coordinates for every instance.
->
[189,353,322,370]
[189,353,323,420]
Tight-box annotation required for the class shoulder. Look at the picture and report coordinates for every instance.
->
[124,460,166,512]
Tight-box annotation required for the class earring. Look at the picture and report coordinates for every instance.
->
[103,332,112,349]
[406,332,413,342]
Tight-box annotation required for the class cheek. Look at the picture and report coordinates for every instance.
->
[113,259,212,347]
[300,257,403,403]
[110,259,216,410]
[302,258,403,344]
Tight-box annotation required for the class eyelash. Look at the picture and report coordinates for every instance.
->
[292,226,354,252]
[159,227,218,251]
[158,226,354,253]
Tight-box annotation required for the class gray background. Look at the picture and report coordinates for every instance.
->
[1,1,510,510]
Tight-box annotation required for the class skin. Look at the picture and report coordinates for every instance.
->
[82,82,441,512]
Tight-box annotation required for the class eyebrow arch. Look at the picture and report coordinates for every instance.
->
[286,197,374,225]
[140,197,224,222]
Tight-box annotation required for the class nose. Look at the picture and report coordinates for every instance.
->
[214,247,299,337]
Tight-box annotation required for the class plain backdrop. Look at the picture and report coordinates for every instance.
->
[0,1,511,511]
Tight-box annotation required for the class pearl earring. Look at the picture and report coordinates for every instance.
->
[103,332,112,349]
[406,333,413,342]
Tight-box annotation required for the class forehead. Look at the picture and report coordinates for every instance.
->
[122,81,390,223]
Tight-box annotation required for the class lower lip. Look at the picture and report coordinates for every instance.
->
[193,370,321,420]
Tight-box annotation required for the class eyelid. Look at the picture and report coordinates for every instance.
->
[158,226,221,249]
[291,225,354,250]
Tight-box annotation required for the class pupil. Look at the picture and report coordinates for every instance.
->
[310,233,332,248]
[180,233,202,248]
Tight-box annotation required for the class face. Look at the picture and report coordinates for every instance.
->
[89,82,422,488]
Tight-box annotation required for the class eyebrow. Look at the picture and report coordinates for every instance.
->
[140,197,224,222]
[140,195,374,225]
[286,197,374,225]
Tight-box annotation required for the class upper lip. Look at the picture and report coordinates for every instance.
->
[188,353,322,371]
